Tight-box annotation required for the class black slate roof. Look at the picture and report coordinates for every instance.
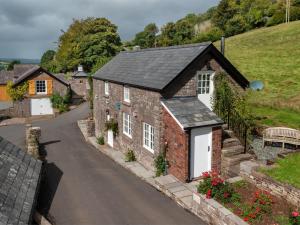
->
[72,71,88,78]
[161,97,223,129]
[94,43,211,90]
[0,136,42,225]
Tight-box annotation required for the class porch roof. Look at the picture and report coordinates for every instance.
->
[161,97,223,129]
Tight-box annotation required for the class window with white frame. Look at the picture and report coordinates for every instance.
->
[143,123,154,153]
[36,80,47,94]
[124,86,130,103]
[197,72,211,94]
[123,113,132,137]
[104,81,109,95]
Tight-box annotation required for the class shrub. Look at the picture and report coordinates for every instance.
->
[6,81,28,101]
[50,92,69,113]
[154,152,166,177]
[104,119,119,137]
[197,171,237,203]
[125,149,136,162]
[97,136,105,145]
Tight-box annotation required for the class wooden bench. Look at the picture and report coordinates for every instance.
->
[263,127,300,149]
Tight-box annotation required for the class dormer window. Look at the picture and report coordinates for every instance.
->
[104,81,109,95]
[124,86,130,103]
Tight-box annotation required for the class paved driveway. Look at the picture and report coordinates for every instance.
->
[0,103,205,225]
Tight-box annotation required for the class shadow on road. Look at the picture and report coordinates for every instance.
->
[36,162,63,224]
[39,140,61,160]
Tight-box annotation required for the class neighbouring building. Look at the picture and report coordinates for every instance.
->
[93,42,249,182]
[0,136,42,225]
[0,64,69,117]
[69,65,90,99]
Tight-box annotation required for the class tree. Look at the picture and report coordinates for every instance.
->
[159,22,177,46]
[40,50,57,72]
[55,17,121,72]
[133,23,158,48]
[212,0,239,30]
[7,60,20,71]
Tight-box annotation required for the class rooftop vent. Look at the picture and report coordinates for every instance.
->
[78,65,83,72]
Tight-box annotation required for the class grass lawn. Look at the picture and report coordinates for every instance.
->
[215,21,300,129]
[261,153,300,189]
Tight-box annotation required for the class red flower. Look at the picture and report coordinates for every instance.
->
[223,192,230,198]
[211,170,218,177]
[202,171,210,178]
[243,217,249,222]
[206,189,212,199]
[292,211,299,217]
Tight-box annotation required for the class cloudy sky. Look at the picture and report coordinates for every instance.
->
[0,0,219,59]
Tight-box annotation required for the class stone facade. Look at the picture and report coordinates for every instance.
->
[69,77,89,99]
[93,79,163,170]
[163,108,189,182]
[192,192,248,225]
[240,161,300,206]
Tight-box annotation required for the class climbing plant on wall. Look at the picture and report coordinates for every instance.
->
[6,81,28,101]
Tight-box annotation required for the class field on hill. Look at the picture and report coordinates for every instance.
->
[215,21,300,129]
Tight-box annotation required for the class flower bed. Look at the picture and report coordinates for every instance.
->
[197,171,299,225]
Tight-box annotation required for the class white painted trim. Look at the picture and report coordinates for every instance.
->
[35,80,47,95]
[161,101,184,131]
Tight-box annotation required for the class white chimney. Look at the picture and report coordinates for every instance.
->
[78,65,83,72]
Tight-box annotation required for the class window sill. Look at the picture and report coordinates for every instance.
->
[143,145,154,154]
[123,132,132,139]
[122,101,131,107]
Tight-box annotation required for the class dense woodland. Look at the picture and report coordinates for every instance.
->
[41,0,300,74]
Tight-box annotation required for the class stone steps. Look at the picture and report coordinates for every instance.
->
[222,145,244,157]
[223,137,241,148]
[222,153,253,167]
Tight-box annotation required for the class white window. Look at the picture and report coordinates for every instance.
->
[124,86,130,103]
[197,72,211,94]
[143,123,154,153]
[36,80,47,94]
[104,81,109,95]
[123,113,132,138]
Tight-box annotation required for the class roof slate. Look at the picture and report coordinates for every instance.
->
[162,97,223,129]
[0,136,42,225]
[93,43,211,90]
[72,71,88,78]
[0,71,15,85]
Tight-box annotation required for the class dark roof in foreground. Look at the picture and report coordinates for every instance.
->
[94,42,249,90]
[0,136,42,225]
[161,97,223,129]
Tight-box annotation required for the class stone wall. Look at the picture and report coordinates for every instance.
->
[11,98,31,117]
[25,124,41,159]
[212,126,222,173]
[163,108,189,182]
[240,161,300,206]
[93,79,163,170]
[192,192,248,225]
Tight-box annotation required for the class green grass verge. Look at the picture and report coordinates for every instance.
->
[215,21,300,128]
[261,153,300,189]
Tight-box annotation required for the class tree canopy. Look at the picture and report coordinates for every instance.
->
[133,23,158,48]
[41,17,121,73]
[40,50,56,71]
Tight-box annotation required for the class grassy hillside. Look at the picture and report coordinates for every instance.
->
[215,21,300,129]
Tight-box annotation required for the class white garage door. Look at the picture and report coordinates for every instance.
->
[31,98,53,116]
[190,127,212,179]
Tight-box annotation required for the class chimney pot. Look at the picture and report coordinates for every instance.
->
[78,65,83,72]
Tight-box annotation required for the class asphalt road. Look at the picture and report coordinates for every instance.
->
[0,103,205,225]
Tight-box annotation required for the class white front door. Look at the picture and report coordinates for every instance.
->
[190,127,212,179]
[197,71,215,110]
[31,98,54,116]
[107,130,113,147]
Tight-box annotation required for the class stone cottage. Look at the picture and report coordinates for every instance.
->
[93,42,249,182]
[9,65,69,117]
[69,65,90,100]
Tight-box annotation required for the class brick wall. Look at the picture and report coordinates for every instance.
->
[163,108,189,182]
[212,126,222,174]
[93,79,164,170]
